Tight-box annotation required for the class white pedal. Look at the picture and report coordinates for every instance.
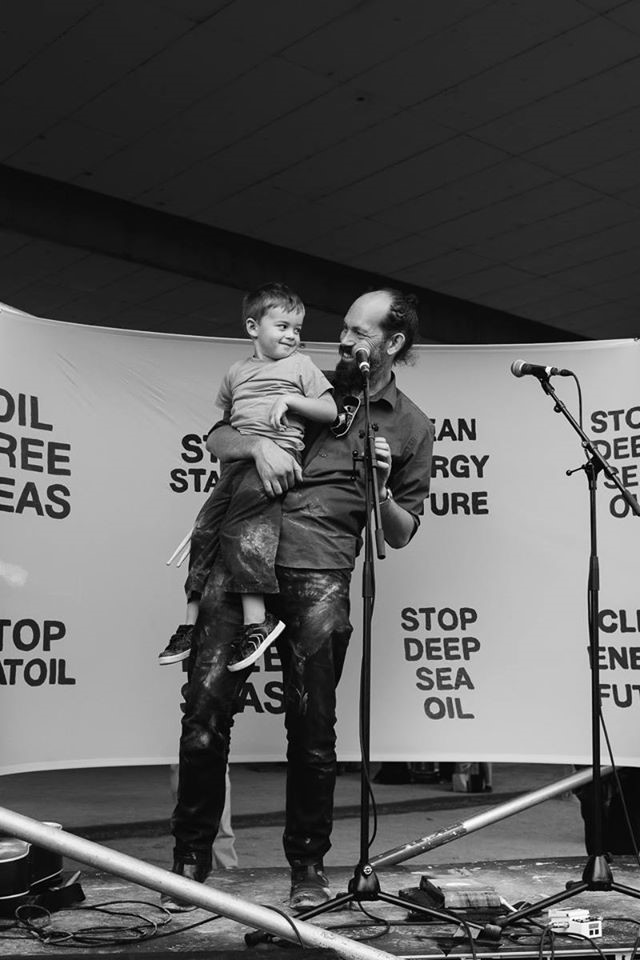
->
[547,907,602,938]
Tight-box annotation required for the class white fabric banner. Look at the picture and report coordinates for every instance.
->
[1,304,639,774]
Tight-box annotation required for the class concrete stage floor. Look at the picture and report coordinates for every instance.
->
[2,762,640,958]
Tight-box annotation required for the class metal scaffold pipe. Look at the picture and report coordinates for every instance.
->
[371,766,608,869]
[0,806,395,960]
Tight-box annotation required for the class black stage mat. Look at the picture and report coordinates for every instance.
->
[3,856,640,959]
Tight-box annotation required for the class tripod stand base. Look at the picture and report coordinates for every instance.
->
[580,853,614,887]
[245,863,488,948]
[500,854,640,930]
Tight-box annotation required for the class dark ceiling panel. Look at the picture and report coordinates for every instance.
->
[1,1,639,341]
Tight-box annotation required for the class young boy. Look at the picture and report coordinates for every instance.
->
[159,283,337,671]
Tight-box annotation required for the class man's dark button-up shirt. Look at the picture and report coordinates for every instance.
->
[277,375,434,570]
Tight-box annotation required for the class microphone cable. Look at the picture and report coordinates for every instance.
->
[2,899,222,948]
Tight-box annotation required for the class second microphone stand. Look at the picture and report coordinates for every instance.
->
[499,372,640,932]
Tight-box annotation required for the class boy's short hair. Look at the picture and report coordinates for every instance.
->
[379,288,420,365]
[242,282,305,325]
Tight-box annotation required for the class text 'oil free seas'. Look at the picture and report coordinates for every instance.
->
[0,389,71,518]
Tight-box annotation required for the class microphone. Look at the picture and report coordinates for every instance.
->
[510,359,572,379]
[353,342,371,375]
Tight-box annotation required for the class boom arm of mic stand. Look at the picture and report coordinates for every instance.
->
[539,378,640,516]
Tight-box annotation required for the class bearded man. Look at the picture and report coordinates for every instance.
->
[166,289,434,912]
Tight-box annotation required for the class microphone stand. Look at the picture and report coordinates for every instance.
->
[499,372,640,932]
[247,361,486,947]
[353,361,386,882]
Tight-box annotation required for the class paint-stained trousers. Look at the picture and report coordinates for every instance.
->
[171,563,353,867]
[185,461,281,600]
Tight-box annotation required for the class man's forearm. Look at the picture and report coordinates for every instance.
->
[207,424,303,496]
[380,494,418,548]
[206,424,261,462]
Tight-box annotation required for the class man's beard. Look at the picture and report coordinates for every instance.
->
[334,344,385,396]
[333,357,363,395]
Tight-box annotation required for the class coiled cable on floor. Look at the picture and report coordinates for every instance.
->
[0,899,223,947]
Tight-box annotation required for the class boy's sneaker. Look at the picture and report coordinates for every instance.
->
[158,625,193,665]
[227,614,284,672]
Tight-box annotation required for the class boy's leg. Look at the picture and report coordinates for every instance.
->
[219,465,281,595]
[220,464,285,671]
[184,466,240,598]
[241,594,267,625]
[159,466,239,665]
[185,597,200,626]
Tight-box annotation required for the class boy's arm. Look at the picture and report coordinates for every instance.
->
[297,358,337,424]
[287,391,337,422]
[206,424,302,497]
[271,391,337,428]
